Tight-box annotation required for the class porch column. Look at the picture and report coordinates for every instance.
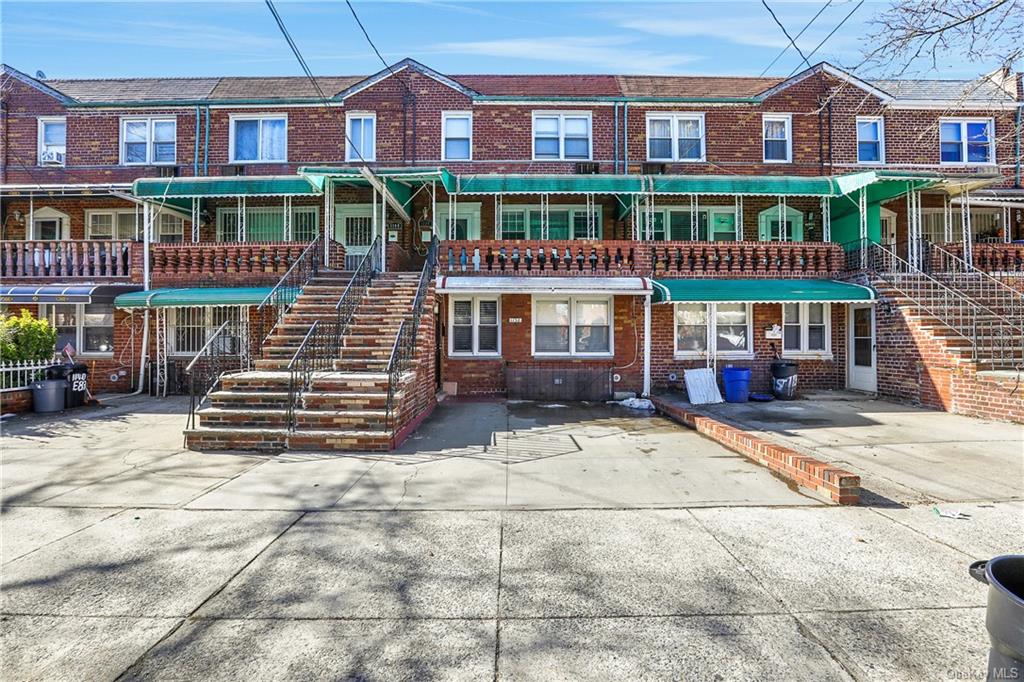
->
[736,196,745,240]
[642,294,651,397]
[820,196,831,242]
[28,196,34,240]
[961,190,973,266]
[430,181,437,237]
[858,188,868,269]
[689,194,698,241]
[1004,205,1012,243]
[236,196,246,242]
[282,196,292,241]
[906,189,918,268]
[380,184,387,273]
[323,179,333,267]
[540,194,549,240]
[943,194,953,243]
[142,201,152,290]
[191,198,200,243]
[494,194,503,240]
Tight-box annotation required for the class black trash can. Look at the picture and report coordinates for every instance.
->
[64,363,90,408]
[971,555,1024,681]
[771,360,798,400]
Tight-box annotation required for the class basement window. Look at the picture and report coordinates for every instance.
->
[674,303,753,358]
[533,297,611,356]
[782,302,831,357]
[449,297,500,356]
[168,307,243,356]
[40,303,115,356]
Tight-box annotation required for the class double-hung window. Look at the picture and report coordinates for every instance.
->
[41,303,115,355]
[856,117,884,163]
[533,113,591,160]
[442,112,472,161]
[86,209,137,240]
[534,297,611,356]
[763,114,792,163]
[647,114,705,161]
[449,297,499,356]
[231,115,287,162]
[346,113,376,162]
[674,303,753,357]
[38,117,66,166]
[783,303,830,356]
[940,118,994,164]
[122,117,176,165]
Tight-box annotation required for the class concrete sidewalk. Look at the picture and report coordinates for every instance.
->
[2,396,1020,681]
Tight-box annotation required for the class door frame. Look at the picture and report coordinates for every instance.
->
[847,303,878,393]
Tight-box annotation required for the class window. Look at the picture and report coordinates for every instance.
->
[500,209,527,240]
[641,208,738,241]
[346,113,375,162]
[532,113,591,160]
[121,117,176,165]
[38,117,66,166]
[438,203,482,241]
[497,205,601,240]
[940,118,994,164]
[168,307,242,356]
[157,213,184,243]
[857,117,884,163]
[922,208,1003,243]
[449,297,499,356]
[86,210,138,240]
[647,114,705,161]
[442,112,472,160]
[783,303,831,356]
[42,303,115,355]
[674,303,753,357]
[758,206,804,242]
[763,114,792,163]
[533,297,611,356]
[216,206,319,242]
[231,115,287,162]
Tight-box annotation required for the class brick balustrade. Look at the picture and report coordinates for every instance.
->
[1,240,134,279]
[439,239,844,278]
[941,242,1024,273]
[149,241,344,277]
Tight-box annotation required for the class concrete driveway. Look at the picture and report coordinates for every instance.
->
[1,396,1020,681]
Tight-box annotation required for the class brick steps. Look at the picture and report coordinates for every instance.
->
[196,406,388,429]
[184,426,393,452]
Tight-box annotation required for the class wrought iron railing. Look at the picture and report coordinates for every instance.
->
[384,236,438,432]
[254,235,323,341]
[185,320,247,432]
[922,240,1024,331]
[844,238,1023,370]
[284,237,382,431]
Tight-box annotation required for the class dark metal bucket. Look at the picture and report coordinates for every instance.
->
[970,555,1024,681]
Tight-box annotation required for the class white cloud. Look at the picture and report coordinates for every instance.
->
[423,36,703,73]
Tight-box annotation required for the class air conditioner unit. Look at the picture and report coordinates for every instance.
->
[641,162,667,175]
[39,149,65,165]
[156,165,179,178]
[224,164,246,176]
[575,161,600,175]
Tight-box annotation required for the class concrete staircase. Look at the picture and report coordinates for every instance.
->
[184,270,422,452]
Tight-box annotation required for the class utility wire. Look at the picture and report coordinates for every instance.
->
[344,0,413,97]
[761,0,813,72]
[787,0,865,77]
[760,0,832,76]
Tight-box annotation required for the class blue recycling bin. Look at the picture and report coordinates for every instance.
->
[722,366,752,403]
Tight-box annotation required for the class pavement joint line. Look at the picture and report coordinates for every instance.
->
[792,613,863,682]
[111,509,308,681]
[492,401,511,682]
[866,506,986,559]
[5,502,864,513]
[327,453,386,507]
[173,456,269,509]
[0,506,128,566]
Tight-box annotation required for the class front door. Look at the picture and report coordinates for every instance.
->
[848,304,877,392]
[881,214,897,248]
[335,206,374,270]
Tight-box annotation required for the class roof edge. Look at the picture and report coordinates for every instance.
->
[1,64,78,104]
[335,57,480,101]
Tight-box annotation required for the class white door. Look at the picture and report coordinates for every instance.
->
[880,210,897,248]
[848,304,877,392]
[335,205,374,270]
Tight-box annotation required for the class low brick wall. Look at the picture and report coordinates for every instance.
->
[651,396,861,505]
[0,389,33,414]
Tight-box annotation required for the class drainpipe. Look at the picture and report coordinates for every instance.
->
[1015,105,1021,188]
[203,105,210,176]
[193,106,200,176]
[131,311,150,395]
[642,293,651,397]
[827,97,834,174]
[613,102,620,174]
[623,103,629,173]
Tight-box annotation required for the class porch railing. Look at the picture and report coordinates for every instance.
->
[0,358,54,391]
[254,235,323,342]
[940,243,1024,274]
[184,320,248,432]
[150,241,317,278]
[1,240,134,279]
[439,239,842,278]
[922,241,1024,330]
[844,238,1023,370]
[384,236,438,433]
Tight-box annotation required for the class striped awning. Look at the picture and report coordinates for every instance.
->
[0,284,141,305]
[436,276,652,295]
[651,279,875,304]
[114,287,288,309]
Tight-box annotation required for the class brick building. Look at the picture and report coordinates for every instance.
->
[2,58,1022,448]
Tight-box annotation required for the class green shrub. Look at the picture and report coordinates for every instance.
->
[0,310,57,362]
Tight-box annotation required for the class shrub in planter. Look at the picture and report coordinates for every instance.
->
[0,310,57,362]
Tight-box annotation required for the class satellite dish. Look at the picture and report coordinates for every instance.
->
[35,70,47,79]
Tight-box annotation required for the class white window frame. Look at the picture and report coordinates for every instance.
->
[643,206,739,241]
[85,208,139,240]
[229,114,288,163]
[167,306,243,356]
[37,116,66,166]
[939,117,995,166]
[120,116,177,166]
[673,302,754,359]
[646,113,706,162]
[762,113,792,163]
[215,205,320,242]
[497,204,604,240]
[531,296,613,358]
[856,116,885,165]
[531,112,593,161]
[441,111,472,161]
[40,302,115,357]
[781,302,833,359]
[448,296,500,357]
[345,112,376,162]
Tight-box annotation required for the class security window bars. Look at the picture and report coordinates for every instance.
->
[169,307,242,356]
[533,113,591,160]
[231,116,287,162]
[216,206,319,242]
[122,118,176,165]
[449,297,499,356]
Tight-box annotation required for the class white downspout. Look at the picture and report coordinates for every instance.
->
[642,293,652,397]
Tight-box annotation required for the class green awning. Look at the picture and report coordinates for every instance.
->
[455,174,647,195]
[651,279,875,304]
[133,176,321,198]
[114,287,290,309]
[299,167,457,193]
[650,172,877,197]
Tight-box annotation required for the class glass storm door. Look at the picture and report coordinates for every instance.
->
[848,304,877,392]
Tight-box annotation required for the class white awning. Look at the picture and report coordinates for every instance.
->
[435,276,653,296]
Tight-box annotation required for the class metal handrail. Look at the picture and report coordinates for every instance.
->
[384,236,438,432]
[185,320,241,432]
[923,240,1024,332]
[257,234,323,309]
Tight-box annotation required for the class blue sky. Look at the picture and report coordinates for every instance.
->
[0,1,985,80]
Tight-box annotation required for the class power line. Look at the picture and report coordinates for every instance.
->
[760,0,832,76]
[344,0,413,97]
[787,0,866,77]
[761,0,813,72]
